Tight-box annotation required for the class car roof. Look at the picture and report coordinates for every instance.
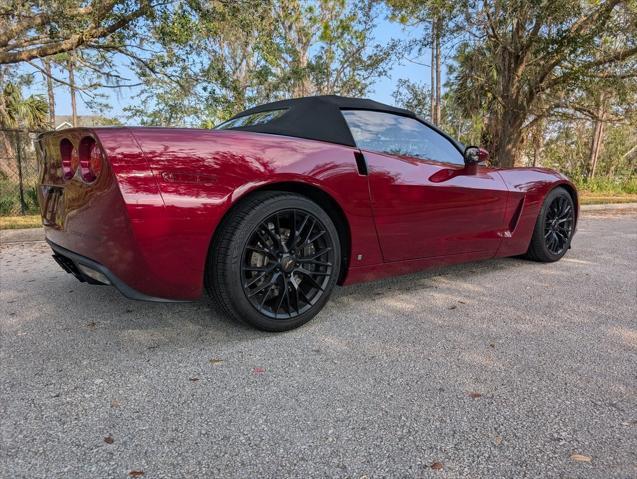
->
[222,95,420,147]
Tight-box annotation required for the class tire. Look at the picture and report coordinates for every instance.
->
[524,187,575,262]
[206,191,341,332]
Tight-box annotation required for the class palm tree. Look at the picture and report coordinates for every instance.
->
[0,81,49,179]
[1,82,49,129]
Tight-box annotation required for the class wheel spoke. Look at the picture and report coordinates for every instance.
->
[298,259,332,267]
[286,210,297,250]
[275,275,288,316]
[259,281,276,309]
[295,269,325,291]
[248,278,275,298]
[293,213,310,247]
[299,247,332,261]
[296,267,330,277]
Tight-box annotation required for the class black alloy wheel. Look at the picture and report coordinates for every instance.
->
[207,192,341,331]
[525,187,575,262]
[241,208,335,319]
[543,195,574,255]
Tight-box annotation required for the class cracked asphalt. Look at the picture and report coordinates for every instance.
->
[1,213,636,478]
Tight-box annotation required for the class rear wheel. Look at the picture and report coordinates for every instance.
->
[207,192,341,331]
[524,187,575,262]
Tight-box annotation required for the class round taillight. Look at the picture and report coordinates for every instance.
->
[78,137,102,182]
[89,144,103,180]
[60,138,75,180]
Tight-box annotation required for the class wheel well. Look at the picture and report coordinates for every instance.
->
[210,182,352,284]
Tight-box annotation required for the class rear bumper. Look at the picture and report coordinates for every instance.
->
[47,240,188,303]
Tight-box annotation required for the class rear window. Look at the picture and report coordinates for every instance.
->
[214,109,288,130]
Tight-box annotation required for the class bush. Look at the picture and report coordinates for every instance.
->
[574,177,637,195]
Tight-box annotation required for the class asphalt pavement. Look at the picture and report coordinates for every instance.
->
[1,213,636,478]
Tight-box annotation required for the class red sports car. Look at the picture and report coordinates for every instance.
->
[37,96,577,331]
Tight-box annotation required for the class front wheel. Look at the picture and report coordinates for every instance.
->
[207,191,341,331]
[524,187,575,262]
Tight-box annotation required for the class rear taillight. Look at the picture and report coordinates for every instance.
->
[79,137,102,182]
[60,136,103,183]
[60,138,75,180]
[88,142,103,180]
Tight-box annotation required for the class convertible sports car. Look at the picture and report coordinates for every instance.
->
[37,95,577,331]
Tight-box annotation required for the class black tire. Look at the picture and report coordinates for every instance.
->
[206,191,341,332]
[524,187,575,262]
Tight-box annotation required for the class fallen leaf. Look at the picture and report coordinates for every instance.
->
[189,377,199,382]
[104,435,114,444]
[570,453,592,462]
[448,305,457,310]
[209,358,223,365]
[468,391,482,399]
[128,471,145,477]
[431,462,444,470]
[253,367,266,374]
[495,435,503,445]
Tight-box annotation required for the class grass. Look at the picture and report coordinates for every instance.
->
[580,193,637,205]
[0,215,42,230]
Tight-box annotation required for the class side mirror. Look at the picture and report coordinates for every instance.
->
[463,146,490,166]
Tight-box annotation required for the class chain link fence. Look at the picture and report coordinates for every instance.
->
[0,128,44,216]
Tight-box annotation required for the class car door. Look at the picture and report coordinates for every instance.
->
[342,110,509,262]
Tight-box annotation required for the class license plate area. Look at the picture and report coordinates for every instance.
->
[41,186,64,227]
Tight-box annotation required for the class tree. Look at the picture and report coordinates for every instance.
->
[126,0,399,126]
[386,0,459,126]
[392,79,431,117]
[0,78,48,129]
[0,74,49,178]
[446,0,637,167]
[0,0,154,65]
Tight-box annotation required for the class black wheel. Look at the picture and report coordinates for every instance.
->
[207,191,341,331]
[524,187,575,262]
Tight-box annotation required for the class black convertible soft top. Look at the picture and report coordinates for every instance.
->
[222,95,419,147]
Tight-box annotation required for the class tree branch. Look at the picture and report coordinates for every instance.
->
[0,1,151,65]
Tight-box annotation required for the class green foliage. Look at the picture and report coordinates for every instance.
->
[392,79,430,118]
[0,79,49,129]
[0,0,154,65]
[0,178,39,215]
[125,0,400,126]
[541,119,637,179]
[575,177,637,195]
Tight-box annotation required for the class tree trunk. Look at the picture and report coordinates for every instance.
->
[531,120,545,167]
[435,17,442,126]
[588,95,607,179]
[491,107,525,168]
[67,57,78,127]
[43,59,55,128]
[430,20,436,124]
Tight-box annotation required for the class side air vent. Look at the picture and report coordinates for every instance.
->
[354,151,368,176]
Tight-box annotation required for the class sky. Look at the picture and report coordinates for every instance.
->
[21,15,443,123]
